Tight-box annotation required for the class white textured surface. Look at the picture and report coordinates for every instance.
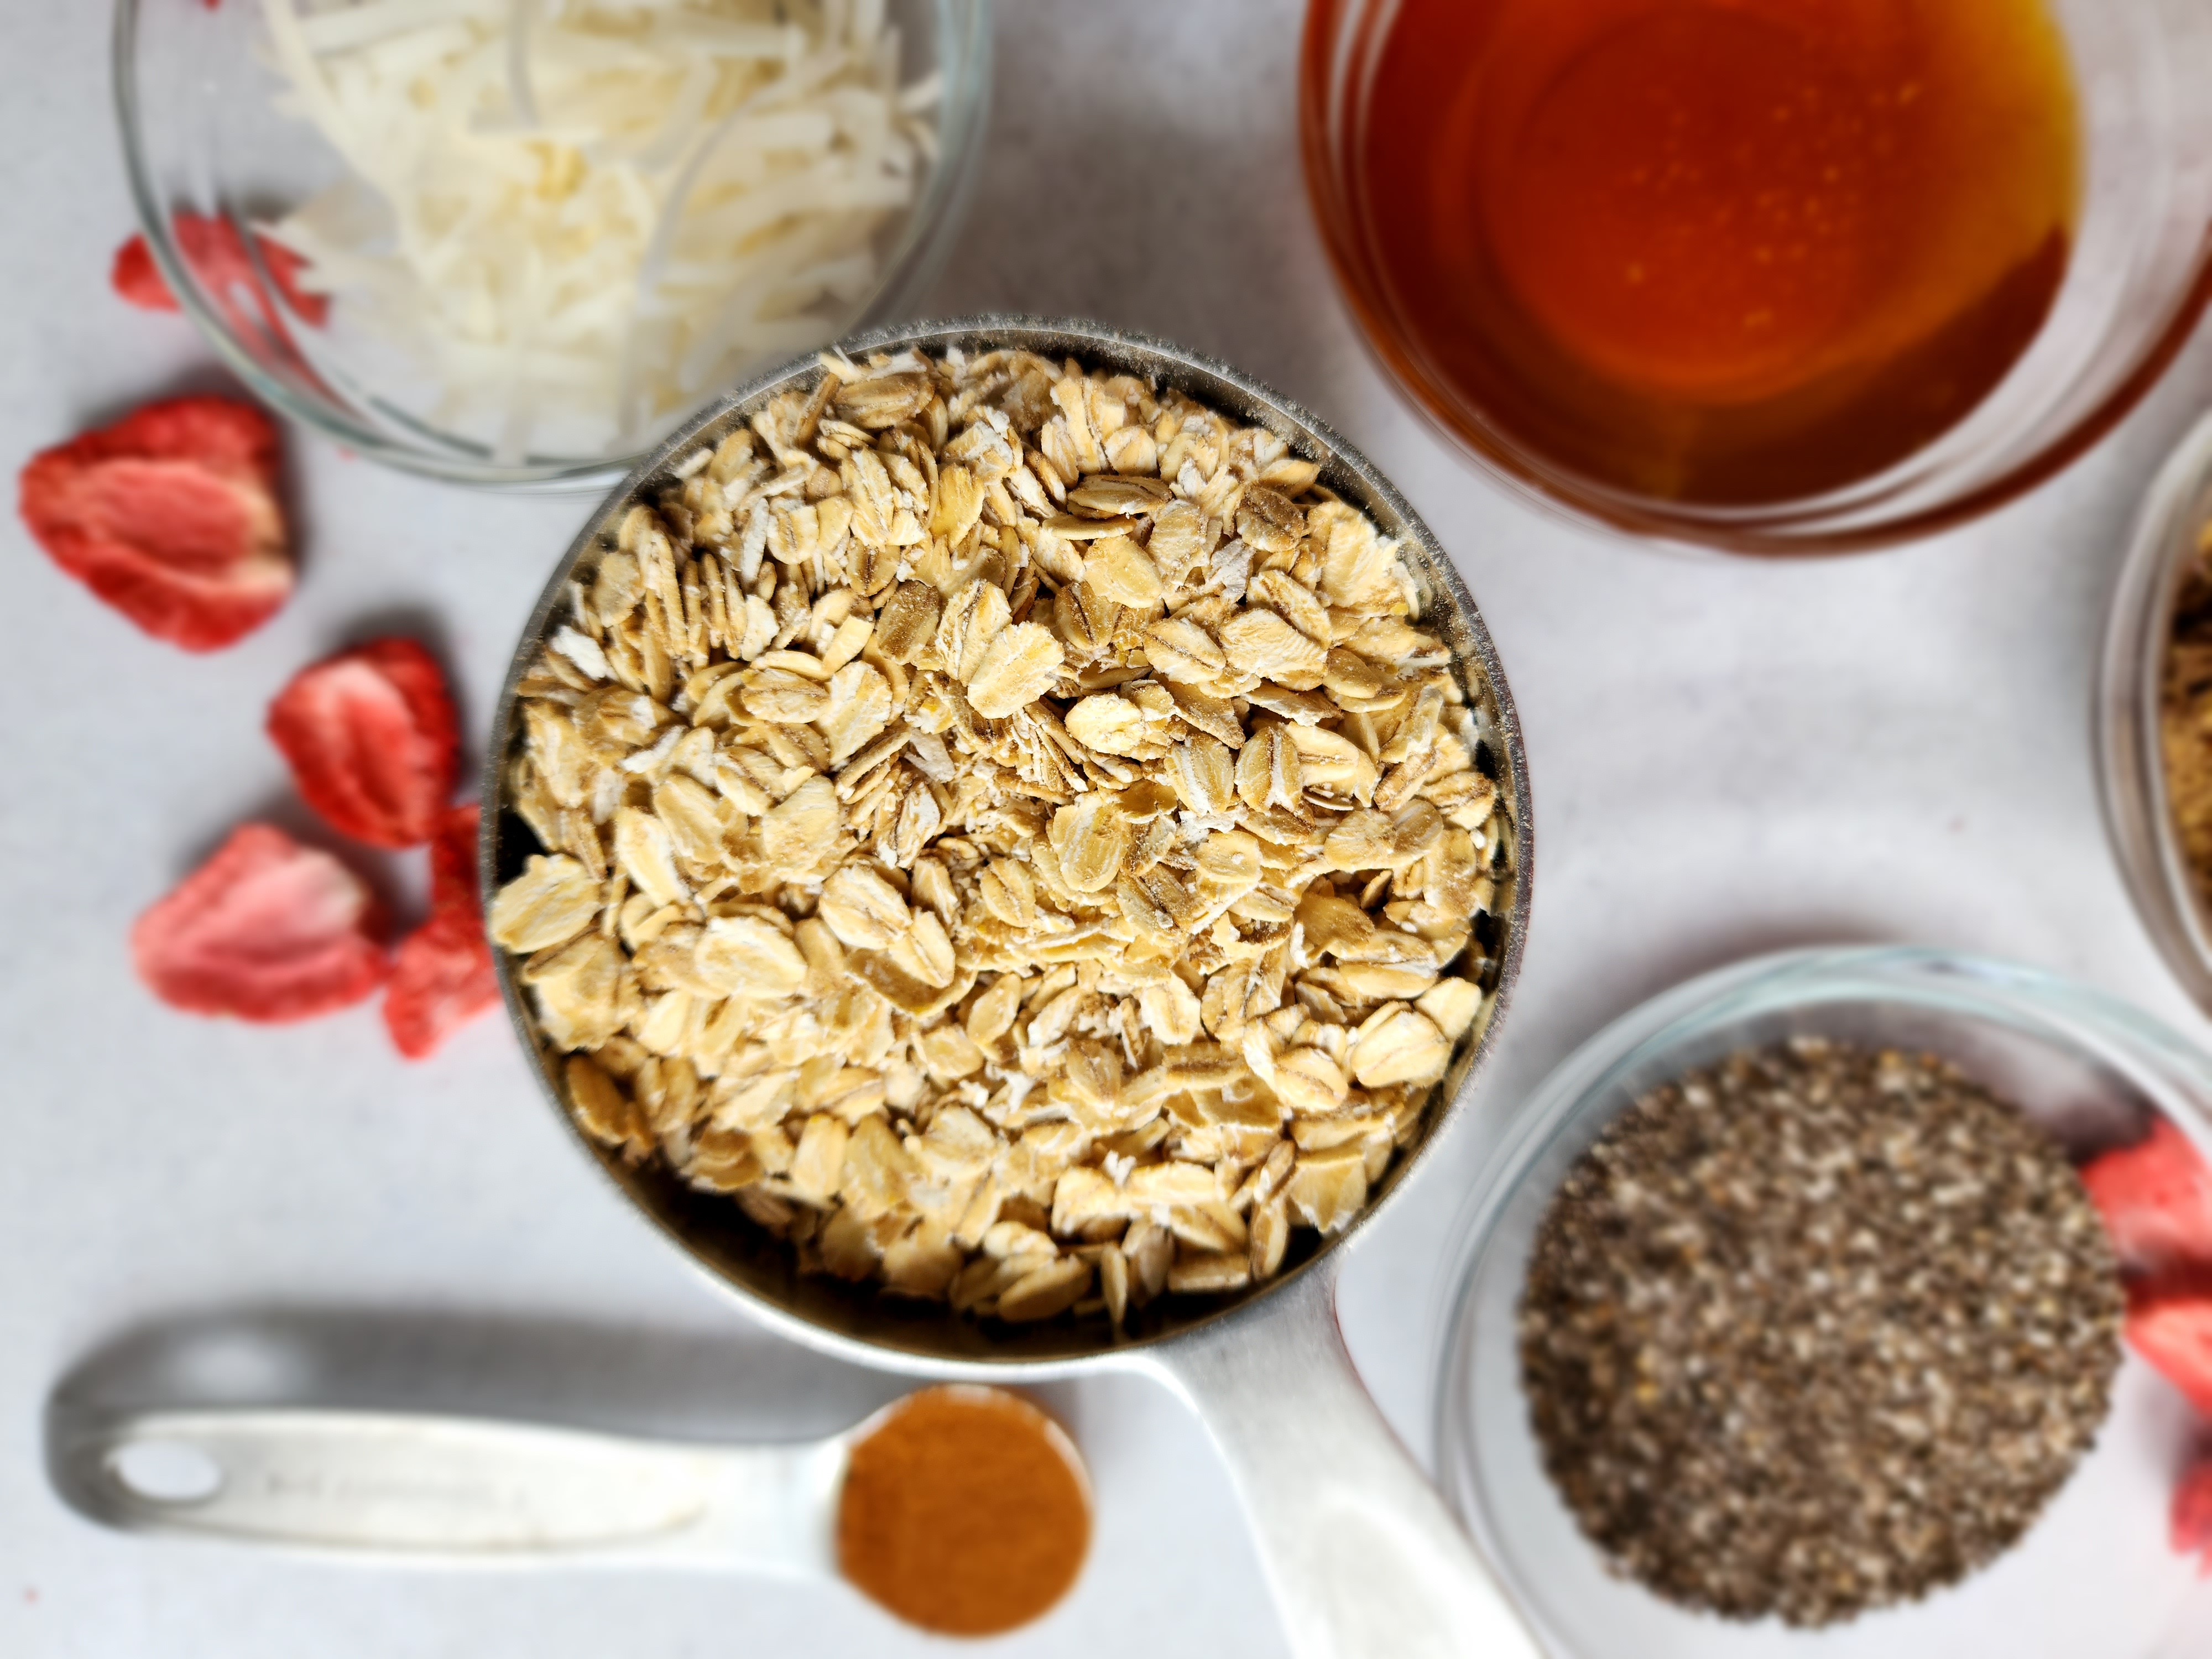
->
[7,3,2212,1655]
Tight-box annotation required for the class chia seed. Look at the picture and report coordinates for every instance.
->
[1517,1037,2124,1627]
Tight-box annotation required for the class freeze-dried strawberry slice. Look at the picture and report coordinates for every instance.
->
[427,801,482,915]
[2177,1454,2212,1572]
[112,218,329,327]
[2127,1275,2212,1417]
[383,802,497,1059]
[268,639,460,849]
[133,824,388,1023]
[2084,1117,2212,1271]
[383,910,499,1060]
[19,395,291,651]
[111,234,176,311]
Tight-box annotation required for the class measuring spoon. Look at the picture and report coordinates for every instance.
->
[52,1383,1086,1610]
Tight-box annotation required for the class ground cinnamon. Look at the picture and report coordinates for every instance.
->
[836,1386,1091,1636]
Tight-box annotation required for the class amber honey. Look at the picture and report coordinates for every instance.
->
[1325,0,2081,505]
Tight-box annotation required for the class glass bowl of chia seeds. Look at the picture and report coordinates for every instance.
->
[1438,946,2212,1659]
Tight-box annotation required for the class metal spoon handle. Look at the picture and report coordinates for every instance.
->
[51,1408,841,1571]
[1149,1269,1544,1659]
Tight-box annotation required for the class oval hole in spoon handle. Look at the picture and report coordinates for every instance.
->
[51,1408,841,1572]
[1144,1266,1545,1659]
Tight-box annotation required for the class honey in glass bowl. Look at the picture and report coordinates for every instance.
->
[1307,0,2081,509]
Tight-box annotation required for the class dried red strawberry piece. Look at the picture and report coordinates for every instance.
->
[132,823,388,1023]
[427,801,481,916]
[111,233,177,311]
[18,395,292,651]
[2177,1454,2212,1572]
[268,639,460,849]
[383,909,499,1060]
[2084,1117,2212,1271]
[112,217,328,327]
[2127,1275,2212,1417]
[384,802,496,1060]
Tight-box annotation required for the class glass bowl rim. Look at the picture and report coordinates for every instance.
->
[1431,941,2212,1641]
[2096,406,2212,1016]
[109,0,997,492]
[1296,0,2212,557]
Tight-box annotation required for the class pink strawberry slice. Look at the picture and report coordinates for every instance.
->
[267,639,460,850]
[426,801,482,916]
[2083,1115,2212,1271]
[18,395,292,651]
[2177,1453,2212,1573]
[132,824,388,1023]
[2128,1275,2212,1418]
[112,217,330,328]
[383,909,500,1060]
[111,233,178,311]
[383,802,498,1060]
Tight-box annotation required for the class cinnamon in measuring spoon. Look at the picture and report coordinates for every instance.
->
[837,1386,1091,1636]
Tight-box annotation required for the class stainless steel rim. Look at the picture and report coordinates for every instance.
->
[482,315,1536,1378]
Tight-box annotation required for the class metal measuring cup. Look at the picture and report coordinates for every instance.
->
[489,320,1539,1655]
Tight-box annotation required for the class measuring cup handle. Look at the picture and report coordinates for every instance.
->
[1146,1268,1544,1659]
[48,1407,834,1569]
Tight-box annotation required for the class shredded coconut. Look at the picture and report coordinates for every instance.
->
[257,0,940,462]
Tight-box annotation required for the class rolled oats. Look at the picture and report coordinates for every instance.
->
[495,348,1515,1328]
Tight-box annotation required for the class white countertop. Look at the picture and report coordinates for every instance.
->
[8,3,2212,1654]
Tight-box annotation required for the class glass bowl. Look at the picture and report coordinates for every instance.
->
[1437,946,2212,1658]
[112,0,993,491]
[1301,0,2212,555]
[2099,409,2212,1016]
